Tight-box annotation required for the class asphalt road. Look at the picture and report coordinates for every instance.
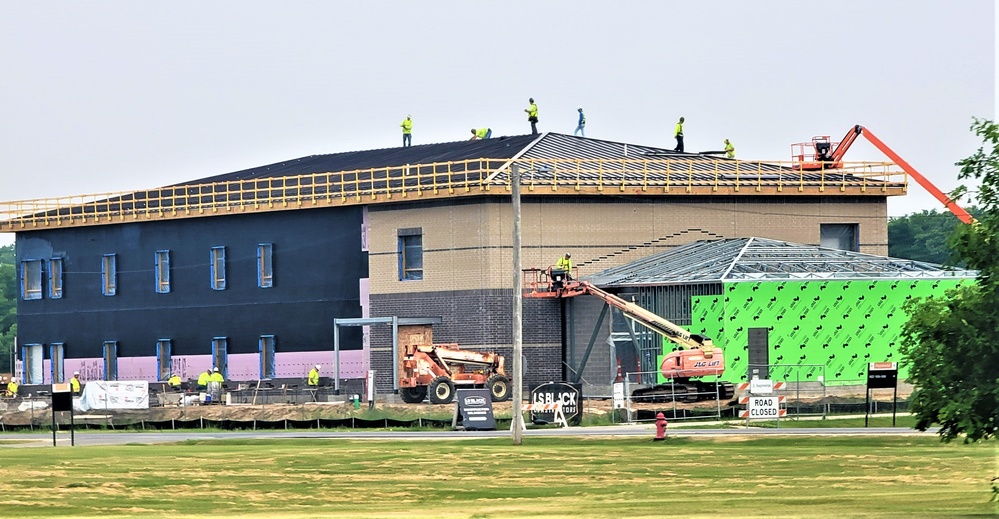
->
[0,424,935,448]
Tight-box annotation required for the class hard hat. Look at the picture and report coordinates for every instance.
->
[74,371,79,375]
[529,97,534,102]
[566,253,571,258]
[213,367,219,372]
[315,364,321,370]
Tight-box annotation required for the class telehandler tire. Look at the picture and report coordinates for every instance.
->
[428,376,455,404]
[486,374,511,402]
[399,386,428,404]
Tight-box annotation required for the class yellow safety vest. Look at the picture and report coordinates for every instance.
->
[210,372,224,383]
[401,118,412,134]
[308,368,320,386]
[475,128,489,139]
[6,381,18,396]
[70,377,81,393]
[724,141,735,159]
[167,375,182,387]
[675,122,683,137]
[527,103,538,119]
[557,256,572,272]
[197,372,210,386]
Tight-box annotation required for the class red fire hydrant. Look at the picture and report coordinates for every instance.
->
[654,412,668,441]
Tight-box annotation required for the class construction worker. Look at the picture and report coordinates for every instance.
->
[5,378,18,398]
[674,117,685,153]
[574,107,586,137]
[469,128,492,140]
[167,373,182,389]
[210,367,225,385]
[308,364,321,387]
[525,98,539,135]
[400,115,413,147]
[70,371,81,394]
[724,139,735,159]
[556,253,573,280]
[197,369,211,390]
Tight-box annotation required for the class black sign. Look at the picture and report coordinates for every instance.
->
[52,391,73,412]
[529,382,582,426]
[867,362,898,389]
[454,389,496,430]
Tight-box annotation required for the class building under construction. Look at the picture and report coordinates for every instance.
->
[3,130,924,392]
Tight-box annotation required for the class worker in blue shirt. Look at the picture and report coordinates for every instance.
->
[574,107,586,137]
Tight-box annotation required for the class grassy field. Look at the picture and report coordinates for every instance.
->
[0,436,994,518]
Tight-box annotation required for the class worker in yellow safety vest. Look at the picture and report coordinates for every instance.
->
[70,371,81,394]
[524,98,539,135]
[724,139,735,159]
[308,365,321,386]
[470,128,492,140]
[674,117,685,152]
[209,367,225,384]
[5,379,18,398]
[556,253,573,280]
[167,373,182,388]
[197,369,211,389]
[400,115,413,147]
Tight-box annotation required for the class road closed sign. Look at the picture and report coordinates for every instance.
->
[739,395,787,419]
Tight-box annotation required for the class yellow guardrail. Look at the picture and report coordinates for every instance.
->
[0,158,908,231]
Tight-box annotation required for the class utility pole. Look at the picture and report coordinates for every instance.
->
[511,164,524,444]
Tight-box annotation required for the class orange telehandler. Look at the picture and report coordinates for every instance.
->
[524,268,735,402]
[398,343,511,404]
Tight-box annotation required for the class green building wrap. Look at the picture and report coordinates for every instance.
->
[658,278,969,385]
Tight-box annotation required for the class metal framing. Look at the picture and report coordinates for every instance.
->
[588,237,975,287]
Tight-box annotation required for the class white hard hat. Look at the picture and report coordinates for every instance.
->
[315,364,321,370]
[74,371,80,375]
[213,367,219,372]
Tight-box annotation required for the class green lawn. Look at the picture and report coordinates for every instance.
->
[0,436,994,518]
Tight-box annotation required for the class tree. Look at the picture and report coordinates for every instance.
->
[0,244,13,372]
[900,118,999,443]
[888,209,973,265]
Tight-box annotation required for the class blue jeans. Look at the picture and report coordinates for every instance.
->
[485,129,492,139]
[574,124,585,137]
[403,134,411,147]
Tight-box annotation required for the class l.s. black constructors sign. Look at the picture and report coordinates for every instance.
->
[453,389,496,430]
[529,382,582,426]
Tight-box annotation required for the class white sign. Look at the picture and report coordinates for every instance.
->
[612,382,624,409]
[750,378,773,394]
[78,381,149,411]
[747,396,780,418]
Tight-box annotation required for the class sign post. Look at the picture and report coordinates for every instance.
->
[865,362,898,427]
[51,382,74,447]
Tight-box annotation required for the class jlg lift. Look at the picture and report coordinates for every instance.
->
[791,125,974,224]
[523,267,734,402]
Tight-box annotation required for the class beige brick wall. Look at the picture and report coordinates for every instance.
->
[369,196,887,295]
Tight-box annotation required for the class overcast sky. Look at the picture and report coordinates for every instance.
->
[0,1,994,246]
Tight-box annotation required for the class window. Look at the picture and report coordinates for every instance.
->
[820,223,859,252]
[50,343,65,383]
[103,341,118,380]
[210,246,226,290]
[259,335,276,379]
[48,258,64,299]
[398,228,423,281]
[20,259,42,300]
[257,243,273,288]
[155,250,171,293]
[212,337,228,378]
[22,344,43,384]
[102,254,117,296]
[156,339,172,381]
